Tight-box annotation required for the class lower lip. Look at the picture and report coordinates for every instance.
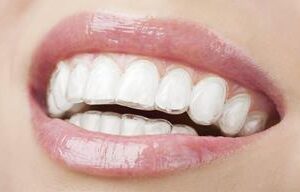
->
[30,95,252,177]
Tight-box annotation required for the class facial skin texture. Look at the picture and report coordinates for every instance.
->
[1,0,300,191]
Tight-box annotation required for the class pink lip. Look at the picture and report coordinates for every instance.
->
[29,12,282,177]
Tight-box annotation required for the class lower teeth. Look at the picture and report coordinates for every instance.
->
[69,110,198,136]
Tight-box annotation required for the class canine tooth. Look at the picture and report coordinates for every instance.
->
[219,94,251,136]
[47,92,64,117]
[155,68,192,114]
[80,111,101,132]
[188,76,227,125]
[116,60,160,110]
[98,113,121,135]
[69,113,82,127]
[67,56,91,103]
[238,112,267,136]
[49,62,73,113]
[120,115,146,136]
[144,120,171,135]
[171,125,198,136]
[84,56,121,104]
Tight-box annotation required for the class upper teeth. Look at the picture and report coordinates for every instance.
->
[218,94,251,136]
[155,68,192,114]
[116,60,160,109]
[188,76,227,125]
[238,111,267,136]
[48,53,268,136]
[47,62,72,115]
[84,55,121,104]
[67,55,92,103]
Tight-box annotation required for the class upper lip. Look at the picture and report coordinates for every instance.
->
[29,12,282,177]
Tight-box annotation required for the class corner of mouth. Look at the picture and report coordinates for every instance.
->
[28,12,283,177]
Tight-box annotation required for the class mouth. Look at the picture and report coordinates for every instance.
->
[29,12,282,177]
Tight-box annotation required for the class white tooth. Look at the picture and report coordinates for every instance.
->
[155,68,192,114]
[69,113,82,127]
[219,94,251,136]
[80,111,101,132]
[84,56,121,104]
[171,125,198,136]
[98,113,121,135]
[67,55,92,103]
[144,119,171,135]
[238,112,267,136]
[47,92,64,117]
[188,76,227,125]
[116,60,160,110]
[120,115,146,136]
[50,62,73,112]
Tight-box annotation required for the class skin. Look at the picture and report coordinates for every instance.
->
[1,0,300,191]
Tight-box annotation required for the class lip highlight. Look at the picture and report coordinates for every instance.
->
[29,12,281,177]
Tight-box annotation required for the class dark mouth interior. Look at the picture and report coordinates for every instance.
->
[64,104,223,136]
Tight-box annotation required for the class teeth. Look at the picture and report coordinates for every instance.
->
[80,111,101,132]
[116,60,160,110]
[144,119,171,135]
[68,112,199,136]
[188,77,227,125]
[48,53,267,137]
[98,113,121,135]
[120,115,146,136]
[84,56,121,104]
[47,92,64,117]
[48,62,72,115]
[67,55,92,103]
[69,113,82,127]
[171,125,198,136]
[155,68,192,114]
[219,94,251,136]
[238,112,267,136]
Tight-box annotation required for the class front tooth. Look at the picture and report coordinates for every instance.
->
[116,60,160,110]
[120,114,146,136]
[155,68,192,114]
[69,113,82,127]
[67,55,91,103]
[219,94,251,136]
[188,76,227,125]
[144,119,171,135]
[49,62,73,113]
[98,113,121,135]
[80,111,101,132]
[238,112,267,136]
[171,125,198,136]
[84,56,121,104]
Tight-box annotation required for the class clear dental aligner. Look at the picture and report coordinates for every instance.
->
[47,53,270,137]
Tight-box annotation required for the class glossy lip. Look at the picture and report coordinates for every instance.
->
[29,12,283,177]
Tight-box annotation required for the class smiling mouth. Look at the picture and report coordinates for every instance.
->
[29,12,281,177]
